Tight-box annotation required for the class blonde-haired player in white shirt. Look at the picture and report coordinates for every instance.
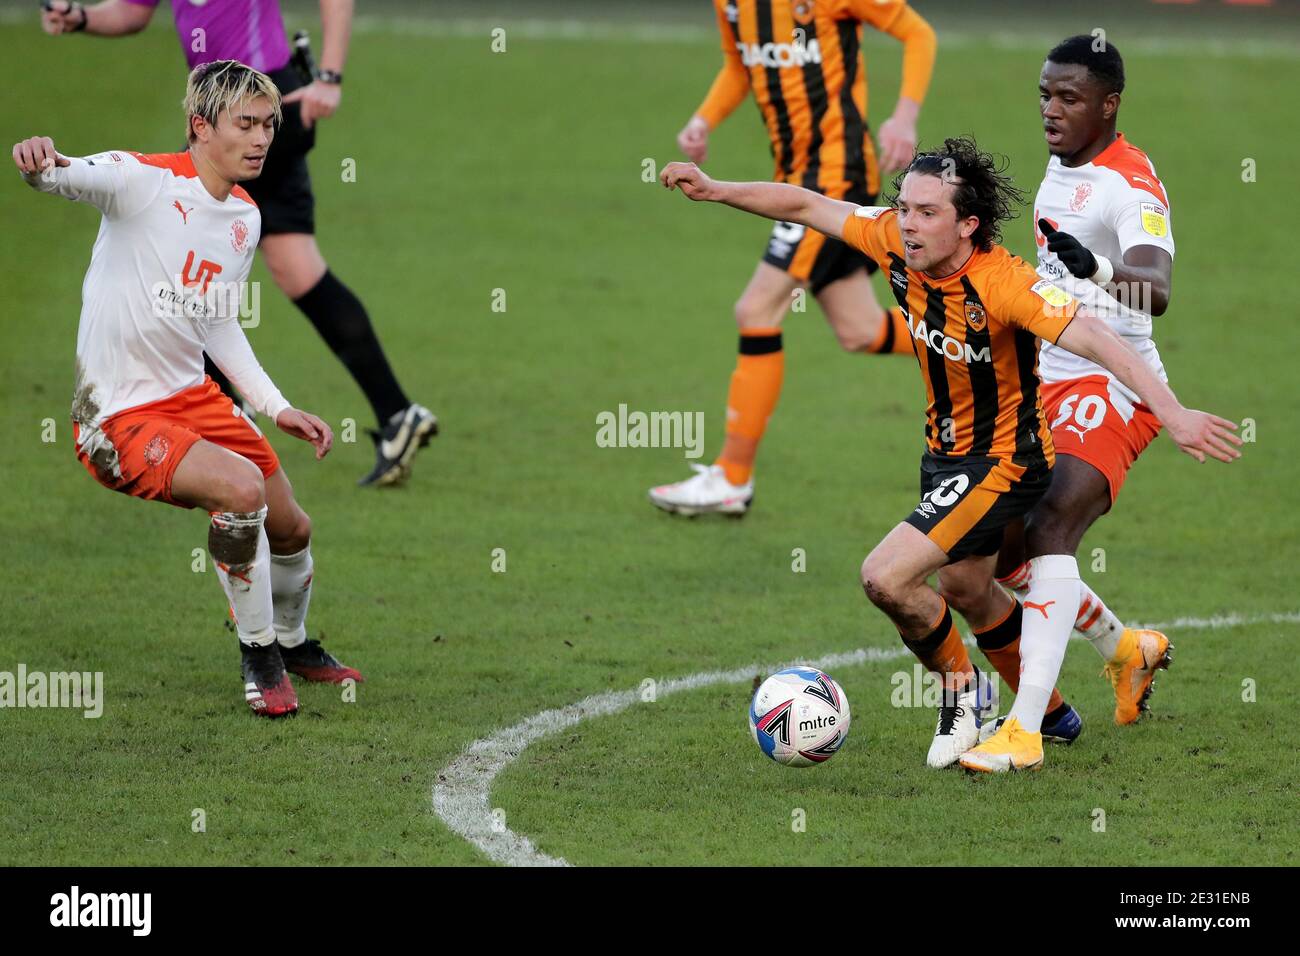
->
[13,60,363,718]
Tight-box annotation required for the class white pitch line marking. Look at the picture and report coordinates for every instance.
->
[433,643,917,867]
[433,610,1300,867]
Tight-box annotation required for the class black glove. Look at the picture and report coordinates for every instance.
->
[1038,218,1097,280]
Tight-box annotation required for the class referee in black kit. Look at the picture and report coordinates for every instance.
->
[41,0,438,487]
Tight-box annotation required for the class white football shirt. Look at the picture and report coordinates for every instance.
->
[22,149,289,461]
[1033,133,1175,410]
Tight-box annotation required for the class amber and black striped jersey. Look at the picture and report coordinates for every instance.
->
[697,0,933,196]
[842,207,1080,468]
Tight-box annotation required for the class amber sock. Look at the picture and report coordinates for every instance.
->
[902,601,975,697]
[865,307,912,355]
[716,328,784,486]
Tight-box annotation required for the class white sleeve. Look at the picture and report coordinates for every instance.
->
[20,150,159,220]
[204,234,288,420]
[204,317,291,421]
[1109,185,1175,259]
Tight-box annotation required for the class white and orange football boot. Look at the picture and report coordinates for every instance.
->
[648,464,753,516]
[959,716,1044,773]
[1103,628,1173,725]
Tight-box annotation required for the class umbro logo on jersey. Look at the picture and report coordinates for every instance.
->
[172,200,194,224]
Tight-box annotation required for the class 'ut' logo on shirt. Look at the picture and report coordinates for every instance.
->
[180,250,223,294]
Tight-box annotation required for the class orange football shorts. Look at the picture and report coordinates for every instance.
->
[73,376,280,509]
[1042,374,1161,505]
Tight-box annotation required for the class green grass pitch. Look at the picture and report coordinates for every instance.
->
[1,3,1297,865]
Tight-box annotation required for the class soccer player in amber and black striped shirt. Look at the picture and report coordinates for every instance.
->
[649,0,937,516]
[660,137,1240,772]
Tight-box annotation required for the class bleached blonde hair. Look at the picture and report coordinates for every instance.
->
[183,60,282,143]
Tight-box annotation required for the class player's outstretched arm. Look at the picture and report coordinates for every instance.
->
[14,137,151,218]
[1056,310,1241,464]
[40,1,154,37]
[660,162,858,240]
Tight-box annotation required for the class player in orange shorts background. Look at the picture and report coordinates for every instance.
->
[14,60,361,718]
[649,0,937,516]
[944,37,1184,732]
[657,135,1238,772]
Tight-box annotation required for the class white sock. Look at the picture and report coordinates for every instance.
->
[1009,555,1081,733]
[210,507,275,646]
[1075,584,1125,661]
[270,544,313,649]
[1001,561,1123,658]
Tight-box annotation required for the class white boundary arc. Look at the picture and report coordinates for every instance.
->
[433,612,1300,867]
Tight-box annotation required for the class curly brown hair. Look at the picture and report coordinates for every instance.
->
[885,136,1026,252]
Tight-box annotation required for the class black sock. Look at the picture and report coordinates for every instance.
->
[1043,700,1070,727]
[293,270,410,425]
